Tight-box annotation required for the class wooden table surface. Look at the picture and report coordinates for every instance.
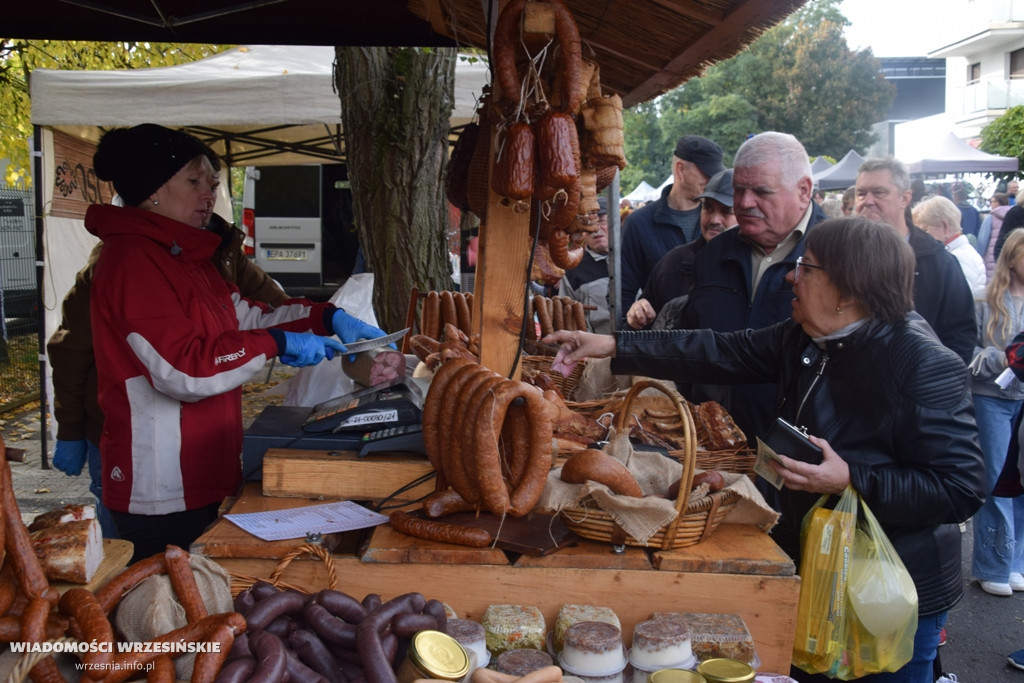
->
[192,483,800,674]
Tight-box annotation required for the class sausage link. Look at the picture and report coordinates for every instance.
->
[573,301,587,332]
[454,292,472,336]
[290,628,346,683]
[192,618,237,683]
[423,599,449,634]
[215,656,257,683]
[455,373,506,506]
[58,587,114,670]
[245,586,306,631]
[551,296,564,331]
[357,594,426,683]
[422,291,441,340]
[439,364,494,503]
[534,295,553,337]
[95,552,168,614]
[1,456,48,599]
[439,291,459,331]
[286,647,332,683]
[421,357,476,484]
[388,511,492,548]
[164,545,208,623]
[421,488,475,519]
[305,601,358,648]
[314,589,368,624]
[248,629,288,683]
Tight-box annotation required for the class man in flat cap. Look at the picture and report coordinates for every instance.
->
[617,135,724,329]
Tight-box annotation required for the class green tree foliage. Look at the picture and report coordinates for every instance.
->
[622,0,895,188]
[980,105,1024,183]
[0,40,227,186]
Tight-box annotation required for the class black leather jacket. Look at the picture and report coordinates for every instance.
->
[612,316,986,615]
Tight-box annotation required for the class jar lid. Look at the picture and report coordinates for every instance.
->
[410,630,471,681]
[695,658,755,683]
[648,669,707,683]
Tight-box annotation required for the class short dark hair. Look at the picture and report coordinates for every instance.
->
[805,216,915,325]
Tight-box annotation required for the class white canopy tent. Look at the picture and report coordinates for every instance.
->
[901,132,1019,175]
[623,180,659,204]
[30,44,489,438]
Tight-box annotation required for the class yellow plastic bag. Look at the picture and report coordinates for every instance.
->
[792,486,918,680]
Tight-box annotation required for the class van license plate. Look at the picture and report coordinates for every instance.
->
[266,248,308,261]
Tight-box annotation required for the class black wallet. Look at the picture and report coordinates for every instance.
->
[763,417,823,464]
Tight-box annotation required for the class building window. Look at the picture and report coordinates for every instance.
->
[968,62,981,84]
[1012,48,1024,78]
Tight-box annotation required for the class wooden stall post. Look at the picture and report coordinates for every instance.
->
[472,1,559,380]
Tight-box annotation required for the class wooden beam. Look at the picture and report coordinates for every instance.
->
[621,0,767,107]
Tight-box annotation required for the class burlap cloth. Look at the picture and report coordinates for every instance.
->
[537,428,779,545]
[114,555,233,680]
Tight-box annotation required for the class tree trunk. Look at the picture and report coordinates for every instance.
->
[335,47,456,332]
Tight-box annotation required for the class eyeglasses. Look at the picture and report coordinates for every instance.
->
[793,256,825,282]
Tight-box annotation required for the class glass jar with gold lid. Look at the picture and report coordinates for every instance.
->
[396,630,471,683]
[648,669,707,683]
[695,658,755,683]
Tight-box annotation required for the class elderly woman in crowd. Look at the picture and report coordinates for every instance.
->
[87,123,386,561]
[545,217,985,682]
[913,195,985,289]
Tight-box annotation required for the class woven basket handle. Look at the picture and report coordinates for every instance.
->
[612,380,697,550]
[269,543,338,592]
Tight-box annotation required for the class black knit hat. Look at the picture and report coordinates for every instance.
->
[674,135,725,179]
[93,124,213,207]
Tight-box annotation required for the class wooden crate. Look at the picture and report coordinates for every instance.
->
[193,484,801,674]
[261,448,434,503]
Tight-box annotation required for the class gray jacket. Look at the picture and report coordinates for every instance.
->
[971,288,1024,400]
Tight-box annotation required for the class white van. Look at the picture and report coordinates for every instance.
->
[241,164,359,299]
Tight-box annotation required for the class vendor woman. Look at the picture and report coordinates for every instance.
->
[545,216,985,683]
[88,123,387,562]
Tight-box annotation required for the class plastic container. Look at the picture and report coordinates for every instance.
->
[446,618,490,671]
[553,605,622,653]
[560,622,627,675]
[496,648,554,676]
[650,613,754,665]
[482,604,546,655]
[630,619,693,670]
[396,630,471,683]
[696,658,755,683]
[630,653,697,683]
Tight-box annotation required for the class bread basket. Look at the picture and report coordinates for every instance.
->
[559,380,740,550]
[228,542,337,597]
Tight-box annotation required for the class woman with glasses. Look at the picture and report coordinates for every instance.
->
[545,216,985,683]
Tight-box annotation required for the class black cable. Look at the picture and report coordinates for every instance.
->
[371,471,437,512]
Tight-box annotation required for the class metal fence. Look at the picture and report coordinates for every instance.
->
[0,187,39,412]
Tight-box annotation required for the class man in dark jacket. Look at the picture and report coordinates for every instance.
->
[625,168,737,330]
[617,135,724,329]
[855,157,976,365]
[680,132,826,443]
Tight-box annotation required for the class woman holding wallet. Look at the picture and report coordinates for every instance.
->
[545,216,985,683]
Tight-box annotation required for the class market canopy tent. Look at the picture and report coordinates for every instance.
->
[31,44,489,167]
[813,149,865,191]
[901,132,1019,175]
[810,156,833,174]
[623,181,659,204]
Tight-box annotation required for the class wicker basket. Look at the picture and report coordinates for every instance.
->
[559,380,740,550]
[228,543,337,597]
[692,446,757,477]
[521,354,585,401]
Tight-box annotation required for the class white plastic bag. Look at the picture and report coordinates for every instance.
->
[282,273,378,407]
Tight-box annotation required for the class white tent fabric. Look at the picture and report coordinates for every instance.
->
[623,181,659,203]
[656,174,672,193]
[31,45,489,167]
[901,132,1019,175]
[813,149,865,191]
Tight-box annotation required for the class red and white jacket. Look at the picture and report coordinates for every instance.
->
[85,204,334,515]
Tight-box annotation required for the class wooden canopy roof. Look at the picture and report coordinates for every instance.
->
[9,0,807,107]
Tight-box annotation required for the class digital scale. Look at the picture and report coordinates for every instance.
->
[241,378,427,481]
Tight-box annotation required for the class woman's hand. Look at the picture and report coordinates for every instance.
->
[542,330,617,378]
[767,434,850,495]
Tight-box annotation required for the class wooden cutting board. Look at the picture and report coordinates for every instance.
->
[51,538,134,595]
[362,510,577,564]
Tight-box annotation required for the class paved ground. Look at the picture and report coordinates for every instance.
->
[3,360,1023,681]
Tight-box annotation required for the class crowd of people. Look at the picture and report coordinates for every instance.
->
[552,129,1024,682]
[46,122,1024,682]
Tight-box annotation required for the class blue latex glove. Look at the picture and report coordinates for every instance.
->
[331,309,389,346]
[53,439,87,476]
[279,332,347,367]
